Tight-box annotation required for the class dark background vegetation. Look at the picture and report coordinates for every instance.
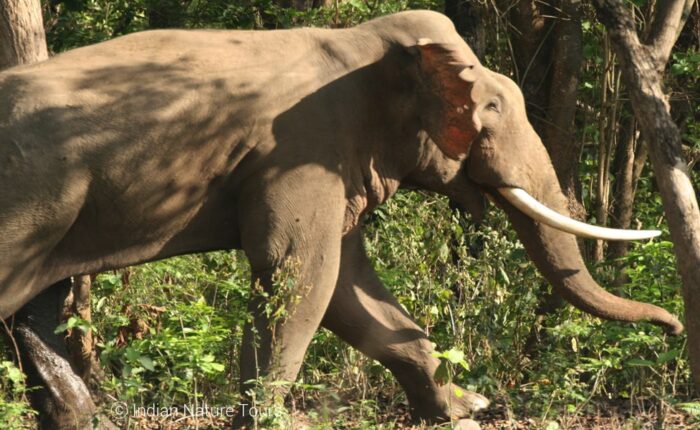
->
[1,0,699,428]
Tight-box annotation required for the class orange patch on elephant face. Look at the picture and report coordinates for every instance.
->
[415,41,482,159]
[435,99,480,159]
[441,124,477,158]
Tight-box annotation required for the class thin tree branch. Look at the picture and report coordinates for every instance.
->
[646,0,695,70]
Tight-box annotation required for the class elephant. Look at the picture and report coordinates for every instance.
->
[0,9,683,429]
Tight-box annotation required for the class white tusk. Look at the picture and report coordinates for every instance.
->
[498,187,661,241]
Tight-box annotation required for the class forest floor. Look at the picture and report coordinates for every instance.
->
[114,399,698,429]
[472,400,694,429]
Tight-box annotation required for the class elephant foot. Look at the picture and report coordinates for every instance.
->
[15,323,98,429]
[454,418,482,430]
[410,383,489,423]
[15,324,119,430]
[437,382,489,419]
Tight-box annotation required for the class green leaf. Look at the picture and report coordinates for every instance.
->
[445,348,464,365]
[438,243,450,262]
[656,349,680,365]
[125,347,139,361]
[679,402,700,417]
[498,266,510,285]
[1,362,24,386]
[627,358,655,367]
[122,364,132,378]
[137,356,155,371]
[433,361,449,385]
[429,305,439,316]
[201,361,225,374]
[54,322,69,334]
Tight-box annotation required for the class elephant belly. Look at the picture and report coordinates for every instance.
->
[43,183,243,277]
[0,173,242,321]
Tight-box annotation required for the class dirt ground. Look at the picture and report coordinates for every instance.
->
[119,400,699,429]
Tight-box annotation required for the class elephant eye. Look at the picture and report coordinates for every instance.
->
[486,99,501,113]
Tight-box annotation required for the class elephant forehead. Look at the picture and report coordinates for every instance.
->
[488,72,526,107]
[470,76,501,103]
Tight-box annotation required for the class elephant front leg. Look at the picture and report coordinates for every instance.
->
[236,170,345,425]
[321,230,489,423]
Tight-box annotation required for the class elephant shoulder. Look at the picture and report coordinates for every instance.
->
[361,10,459,45]
[0,70,65,129]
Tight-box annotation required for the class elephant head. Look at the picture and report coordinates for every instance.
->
[410,39,683,335]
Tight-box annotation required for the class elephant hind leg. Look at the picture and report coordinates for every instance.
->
[10,279,115,430]
[321,230,489,423]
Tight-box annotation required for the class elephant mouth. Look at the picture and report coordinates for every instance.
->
[497,187,661,241]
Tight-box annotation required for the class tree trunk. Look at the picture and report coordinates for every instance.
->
[609,117,639,262]
[509,0,585,219]
[276,0,339,9]
[506,0,583,354]
[444,0,488,59]
[594,0,700,393]
[0,0,48,68]
[609,118,645,290]
[146,0,188,28]
[542,0,585,218]
[63,275,103,383]
[593,42,620,262]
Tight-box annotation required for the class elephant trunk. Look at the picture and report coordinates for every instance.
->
[493,191,683,336]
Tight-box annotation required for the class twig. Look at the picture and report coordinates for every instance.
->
[0,316,22,373]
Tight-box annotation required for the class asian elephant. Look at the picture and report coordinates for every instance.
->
[0,10,683,429]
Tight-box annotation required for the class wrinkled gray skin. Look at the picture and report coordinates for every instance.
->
[0,10,682,428]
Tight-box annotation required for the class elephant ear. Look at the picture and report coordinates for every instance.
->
[411,38,482,159]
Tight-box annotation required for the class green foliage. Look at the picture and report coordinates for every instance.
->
[92,252,248,408]
[0,360,36,429]
[680,402,700,422]
[432,347,470,388]
[54,315,95,334]
[44,0,148,51]
[43,0,441,53]
[670,50,700,80]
